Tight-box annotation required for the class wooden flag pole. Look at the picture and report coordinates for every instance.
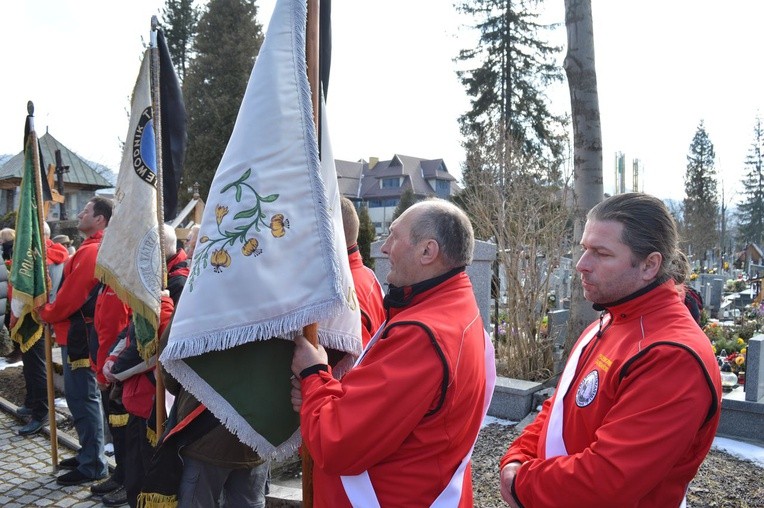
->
[28,103,58,466]
[301,1,320,506]
[300,323,318,508]
[44,326,58,466]
[150,15,168,435]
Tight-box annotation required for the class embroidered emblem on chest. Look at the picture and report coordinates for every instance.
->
[575,370,599,407]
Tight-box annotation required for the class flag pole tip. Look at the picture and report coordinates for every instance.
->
[151,15,159,30]
[27,101,34,115]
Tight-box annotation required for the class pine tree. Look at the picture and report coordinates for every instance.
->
[392,188,417,222]
[737,117,764,247]
[683,120,719,270]
[182,0,264,200]
[161,0,200,81]
[456,0,567,181]
[357,204,376,269]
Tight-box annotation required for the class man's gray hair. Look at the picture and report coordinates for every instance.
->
[409,199,474,267]
[43,221,50,239]
[163,224,177,259]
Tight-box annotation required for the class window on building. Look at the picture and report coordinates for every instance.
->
[368,198,399,208]
[436,179,450,198]
[381,178,400,189]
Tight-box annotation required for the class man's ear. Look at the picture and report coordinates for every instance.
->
[420,239,439,265]
[642,251,662,280]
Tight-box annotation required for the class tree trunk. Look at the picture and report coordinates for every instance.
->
[564,0,602,350]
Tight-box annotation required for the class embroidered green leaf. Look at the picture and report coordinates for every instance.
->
[234,208,260,220]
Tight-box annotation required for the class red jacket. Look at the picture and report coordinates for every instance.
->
[108,295,174,419]
[300,270,487,507]
[347,245,385,346]
[46,239,69,266]
[94,285,131,385]
[39,230,103,346]
[501,280,722,507]
[8,239,69,320]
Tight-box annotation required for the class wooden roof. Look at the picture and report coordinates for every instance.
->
[0,131,112,189]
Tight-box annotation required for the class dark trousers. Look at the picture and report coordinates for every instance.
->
[101,387,127,485]
[124,414,153,508]
[22,338,48,421]
[62,345,107,479]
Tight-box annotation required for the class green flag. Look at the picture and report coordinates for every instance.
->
[10,116,48,351]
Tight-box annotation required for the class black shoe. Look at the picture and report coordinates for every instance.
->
[102,485,128,507]
[18,419,43,436]
[58,456,80,470]
[16,405,32,417]
[90,476,121,495]
[5,350,22,363]
[56,468,103,486]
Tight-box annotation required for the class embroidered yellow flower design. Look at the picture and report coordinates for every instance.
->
[270,214,289,238]
[210,248,231,272]
[215,205,229,225]
[242,238,262,257]
[187,167,290,291]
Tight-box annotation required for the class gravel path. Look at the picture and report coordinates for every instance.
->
[4,363,764,506]
[472,419,764,507]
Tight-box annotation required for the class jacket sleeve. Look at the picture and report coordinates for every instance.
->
[38,246,97,324]
[299,323,443,475]
[94,287,131,385]
[512,346,714,507]
[499,397,551,470]
[111,324,154,381]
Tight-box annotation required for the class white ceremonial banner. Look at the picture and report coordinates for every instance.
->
[161,0,361,459]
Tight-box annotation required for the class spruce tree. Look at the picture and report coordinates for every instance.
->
[737,117,764,247]
[161,0,200,82]
[182,0,264,200]
[455,0,567,182]
[683,120,719,270]
[357,204,376,269]
[392,188,417,222]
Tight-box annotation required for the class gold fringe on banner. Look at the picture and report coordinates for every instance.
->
[137,492,177,508]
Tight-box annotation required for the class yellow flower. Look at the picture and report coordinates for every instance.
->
[200,235,209,243]
[270,213,289,238]
[215,205,229,225]
[242,238,262,257]
[210,248,231,272]
[741,347,747,355]
[736,356,746,366]
[737,338,745,345]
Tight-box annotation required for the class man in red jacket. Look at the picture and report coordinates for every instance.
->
[88,283,131,501]
[292,199,494,507]
[38,196,113,486]
[499,193,722,508]
[340,197,384,347]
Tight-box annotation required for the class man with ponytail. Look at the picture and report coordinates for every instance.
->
[500,192,722,508]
